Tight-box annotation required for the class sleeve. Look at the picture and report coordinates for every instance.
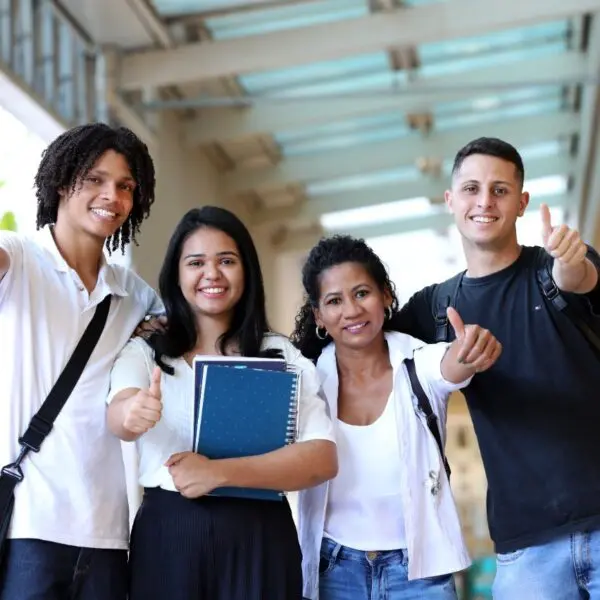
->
[108,338,154,403]
[392,284,438,343]
[0,231,23,305]
[287,346,336,445]
[412,342,472,421]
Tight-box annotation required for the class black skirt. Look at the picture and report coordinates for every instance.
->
[128,487,303,600]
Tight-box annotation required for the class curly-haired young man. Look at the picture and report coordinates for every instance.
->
[0,123,162,600]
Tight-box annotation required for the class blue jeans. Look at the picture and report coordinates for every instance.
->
[318,538,458,600]
[493,530,600,599]
[0,539,127,600]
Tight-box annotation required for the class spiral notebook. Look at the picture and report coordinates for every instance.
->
[195,364,300,501]
[192,356,287,449]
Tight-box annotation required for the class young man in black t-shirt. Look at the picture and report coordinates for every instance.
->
[395,138,600,599]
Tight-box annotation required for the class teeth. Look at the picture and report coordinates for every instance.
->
[347,323,366,331]
[203,288,225,294]
[472,216,497,223]
[91,208,116,218]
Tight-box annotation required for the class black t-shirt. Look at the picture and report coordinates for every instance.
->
[395,245,600,553]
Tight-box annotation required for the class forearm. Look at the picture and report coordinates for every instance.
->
[217,440,337,492]
[107,390,141,442]
[440,342,475,384]
[553,258,598,294]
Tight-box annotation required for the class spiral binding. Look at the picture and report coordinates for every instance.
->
[285,367,300,447]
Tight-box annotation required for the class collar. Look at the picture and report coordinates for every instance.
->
[317,331,425,378]
[36,225,129,297]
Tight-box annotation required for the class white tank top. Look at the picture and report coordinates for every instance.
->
[323,392,406,551]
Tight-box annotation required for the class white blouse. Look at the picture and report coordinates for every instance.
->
[108,333,336,492]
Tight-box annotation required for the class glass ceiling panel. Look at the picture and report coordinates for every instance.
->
[205,0,368,39]
[239,53,390,94]
[419,20,570,62]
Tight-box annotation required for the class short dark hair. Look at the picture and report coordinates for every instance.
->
[149,206,279,373]
[290,235,399,362]
[452,137,525,185]
[35,122,156,253]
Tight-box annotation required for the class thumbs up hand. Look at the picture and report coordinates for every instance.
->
[540,203,587,267]
[441,307,502,382]
[123,366,163,435]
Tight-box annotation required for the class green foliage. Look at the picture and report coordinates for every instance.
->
[0,181,17,231]
[0,210,17,231]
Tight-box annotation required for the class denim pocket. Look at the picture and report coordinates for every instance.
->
[496,548,526,565]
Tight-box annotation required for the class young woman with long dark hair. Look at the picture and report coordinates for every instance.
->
[107,206,337,600]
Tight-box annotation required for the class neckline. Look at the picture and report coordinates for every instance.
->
[461,246,530,287]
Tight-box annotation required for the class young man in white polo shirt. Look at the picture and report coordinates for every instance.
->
[0,123,162,600]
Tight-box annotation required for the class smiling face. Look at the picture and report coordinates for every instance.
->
[445,153,529,251]
[314,261,391,353]
[56,149,136,242]
[178,226,245,323]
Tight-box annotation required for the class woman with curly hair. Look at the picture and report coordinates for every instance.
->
[291,235,502,600]
[0,123,160,600]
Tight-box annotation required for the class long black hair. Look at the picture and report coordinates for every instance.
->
[290,235,400,362]
[35,122,156,254]
[149,206,279,372]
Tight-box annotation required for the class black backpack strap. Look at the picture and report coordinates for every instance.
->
[536,253,600,354]
[0,295,112,496]
[404,357,451,479]
[434,272,465,343]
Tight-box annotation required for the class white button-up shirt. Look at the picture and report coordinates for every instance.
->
[297,332,472,599]
[0,227,162,549]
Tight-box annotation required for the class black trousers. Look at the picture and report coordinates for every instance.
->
[129,487,303,600]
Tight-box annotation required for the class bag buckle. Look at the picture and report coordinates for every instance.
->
[1,447,27,482]
[19,415,53,453]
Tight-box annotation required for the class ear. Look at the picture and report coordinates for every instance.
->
[383,286,393,308]
[444,189,453,212]
[312,306,322,328]
[518,191,530,217]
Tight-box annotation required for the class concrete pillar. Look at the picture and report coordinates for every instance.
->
[131,110,221,287]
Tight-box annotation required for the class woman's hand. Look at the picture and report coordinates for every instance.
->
[165,451,226,499]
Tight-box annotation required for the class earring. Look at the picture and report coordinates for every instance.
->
[315,325,328,340]
[385,306,393,320]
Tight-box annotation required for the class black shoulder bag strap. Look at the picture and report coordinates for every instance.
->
[404,357,451,479]
[434,272,465,343]
[536,257,600,355]
[0,294,112,559]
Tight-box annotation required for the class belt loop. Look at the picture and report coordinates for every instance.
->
[330,542,342,562]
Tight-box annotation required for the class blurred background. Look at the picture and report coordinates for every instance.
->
[3,1,600,596]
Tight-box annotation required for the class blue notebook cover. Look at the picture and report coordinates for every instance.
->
[192,356,286,448]
[195,364,299,501]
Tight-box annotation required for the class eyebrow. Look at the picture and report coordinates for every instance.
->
[322,283,371,302]
[89,169,136,183]
[461,178,514,187]
[183,251,240,260]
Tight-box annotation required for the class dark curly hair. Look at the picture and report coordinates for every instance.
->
[35,122,156,254]
[148,206,281,373]
[290,234,400,361]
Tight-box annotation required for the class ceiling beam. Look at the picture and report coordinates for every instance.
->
[255,154,575,226]
[223,112,579,194]
[119,0,600,89]
[278,194,570,252]
[184,52,587,145]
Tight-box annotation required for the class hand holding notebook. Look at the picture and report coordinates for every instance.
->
[193,362,300,501]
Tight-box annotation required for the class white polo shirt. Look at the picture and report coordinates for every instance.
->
[0,227,162,550]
